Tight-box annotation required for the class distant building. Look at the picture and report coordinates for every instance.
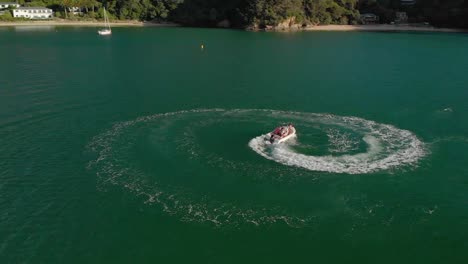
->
[401,0,416,5]
[13,7,53,19]
[68,7,83,15]
[360,13,379,24]
[0,2,20,10]
[395,12,408,23]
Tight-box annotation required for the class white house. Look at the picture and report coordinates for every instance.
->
[0,2,20,9]
[68,7,83,15]
[13,7,53,19]
[395,12,408,23]
[360,13,379,24]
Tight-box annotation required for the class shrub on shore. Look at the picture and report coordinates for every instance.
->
[0,11,14,21]
[0,11,29,21]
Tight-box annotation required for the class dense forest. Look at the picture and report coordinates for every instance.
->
[2,0,468,29]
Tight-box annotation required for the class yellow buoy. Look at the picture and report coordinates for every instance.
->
[201,44,204,50]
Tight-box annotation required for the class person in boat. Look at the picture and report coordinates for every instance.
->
[270,127,281,142]
[270,125,288,142]
[280,127,287,136]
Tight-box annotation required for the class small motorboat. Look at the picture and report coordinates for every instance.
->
[267,124,296,144]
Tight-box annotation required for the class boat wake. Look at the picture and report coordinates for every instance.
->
[87,109,427,227]
[249,113,426,174]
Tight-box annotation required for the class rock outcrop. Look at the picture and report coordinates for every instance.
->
[274,16,303,31]
[248,17,305,31]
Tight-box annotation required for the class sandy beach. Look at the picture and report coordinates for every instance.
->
[304,24,467,33]
[0,20,179,27]
[0,20,466,33]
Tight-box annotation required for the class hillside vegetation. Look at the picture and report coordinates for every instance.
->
[2,0,468,29]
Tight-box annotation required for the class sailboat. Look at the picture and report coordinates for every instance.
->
[98,7,112,35]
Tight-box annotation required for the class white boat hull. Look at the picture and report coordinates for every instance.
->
[267,127,296,144]
[98,30,112,35]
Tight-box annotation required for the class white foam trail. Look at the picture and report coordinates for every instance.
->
[87,109,427,228]
[249,114,426,174]
[87,109,311,227]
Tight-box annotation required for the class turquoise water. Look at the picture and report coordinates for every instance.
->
[1,27,468,263]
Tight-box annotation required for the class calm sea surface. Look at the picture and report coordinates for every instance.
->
[1,27,468,263]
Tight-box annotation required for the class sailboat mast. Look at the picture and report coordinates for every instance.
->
[104,8,107,29]
[102,7,108,29]
[106,8,110,30]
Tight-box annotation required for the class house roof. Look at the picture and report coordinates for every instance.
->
[15,7,52,10]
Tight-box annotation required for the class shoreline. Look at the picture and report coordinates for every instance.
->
[0,20,466,33]
[303,24,467,33]
[0,20,179,27]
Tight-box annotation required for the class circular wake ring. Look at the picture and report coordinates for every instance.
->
[87,109,427,227]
